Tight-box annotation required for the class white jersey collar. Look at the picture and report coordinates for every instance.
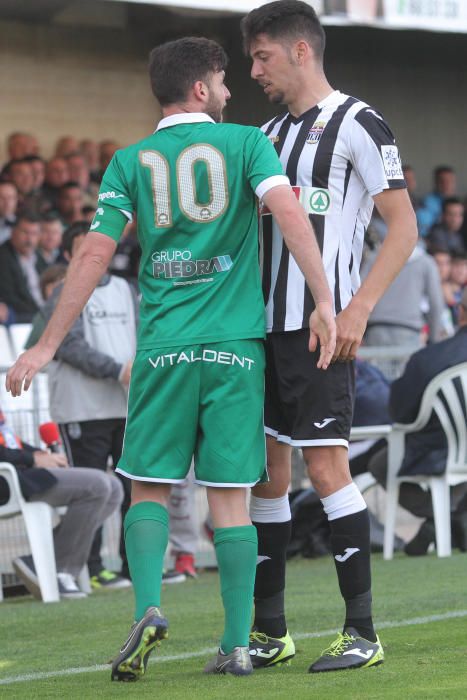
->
[317,90,343,109]
[155,112,215,132]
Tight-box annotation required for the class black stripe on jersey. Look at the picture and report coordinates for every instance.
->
[342,161,353,207]
[354,108,406,188]
[264,113,287,137]
[262,116,292,309]
[334,249,342,313]
[301,97,358,326]
[273,109,321,331]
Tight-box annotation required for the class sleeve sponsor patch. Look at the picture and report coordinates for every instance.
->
[381,145,403,180]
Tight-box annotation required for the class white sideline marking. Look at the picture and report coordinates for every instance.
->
[1,609,466,686]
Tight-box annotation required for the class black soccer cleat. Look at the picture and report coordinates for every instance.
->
[249,630,295,668]
[309,627,384,673]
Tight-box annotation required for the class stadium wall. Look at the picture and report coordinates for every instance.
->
[0,16,465,194]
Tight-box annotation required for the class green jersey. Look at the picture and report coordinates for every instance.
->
[94,113,287,350]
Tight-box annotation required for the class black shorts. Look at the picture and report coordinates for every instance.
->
[264,329,355,447]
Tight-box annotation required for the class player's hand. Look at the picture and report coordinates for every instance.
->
[33,451,68,469]
[6,344,55,397]
[119,360,133,387]
[308,302,336,370]
[333,299,370,362]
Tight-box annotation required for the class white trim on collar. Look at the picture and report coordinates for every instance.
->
[155,112,215,132]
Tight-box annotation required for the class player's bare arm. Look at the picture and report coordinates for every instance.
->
[334,188,418,362]
[6,231,117,397]
[262,184,336,369]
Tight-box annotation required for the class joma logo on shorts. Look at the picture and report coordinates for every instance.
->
[148,349,255,370]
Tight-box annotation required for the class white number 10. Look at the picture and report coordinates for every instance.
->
[140,144,229,228]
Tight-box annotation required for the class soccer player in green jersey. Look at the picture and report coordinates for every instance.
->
[6,37,335,680]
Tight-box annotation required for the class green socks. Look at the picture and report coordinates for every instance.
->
[214,525,258,654]
[124,501,169,621]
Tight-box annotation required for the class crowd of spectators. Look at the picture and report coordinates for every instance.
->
[0,131,140,327]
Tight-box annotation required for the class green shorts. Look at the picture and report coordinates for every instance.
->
[116,339,266,487]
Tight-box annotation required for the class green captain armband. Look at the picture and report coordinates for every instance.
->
[89,203,131,242]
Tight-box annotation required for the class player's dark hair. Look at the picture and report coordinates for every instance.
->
[148,37,228,107]
[241,0,325,62]
[62,221,89,254]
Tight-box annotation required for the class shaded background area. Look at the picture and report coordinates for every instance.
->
[0,1,466,192]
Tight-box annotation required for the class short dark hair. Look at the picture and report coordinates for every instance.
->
[14,211,41,227]
[62,221,89,254]
[442,197,463,212]
[148,37,228,107]
[241,0,325,61]
[434,165,454,180]
[39,263,67,298]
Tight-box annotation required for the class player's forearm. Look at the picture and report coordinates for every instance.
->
[354,210,418,315]
[38,235,115,355]
[264,187,333,306]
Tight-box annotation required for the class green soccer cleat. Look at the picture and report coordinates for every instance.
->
[204,646,253,676]
[111,606,168,682]
[308,627,384,673]
[248,630,295,668]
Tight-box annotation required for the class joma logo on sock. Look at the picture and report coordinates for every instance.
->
[334,548,360,562]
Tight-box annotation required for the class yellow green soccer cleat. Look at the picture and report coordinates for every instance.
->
[249,630,295,668]
[111,606,168,681]
[308,628,384,673]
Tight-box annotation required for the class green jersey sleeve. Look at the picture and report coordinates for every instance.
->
[93,151,134,242]
[244,128,289,198]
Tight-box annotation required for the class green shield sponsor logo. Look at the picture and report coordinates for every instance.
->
[309,189,330,213]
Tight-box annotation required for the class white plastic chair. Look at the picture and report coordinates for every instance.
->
[0,462,59,602]
[384,362,467,559]
[9,323,33,357]
[0,463,91,600]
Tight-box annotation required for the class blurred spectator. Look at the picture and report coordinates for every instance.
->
[6,132,37,161]
[0,181,18,244]
[81,205,96,224]
[25,264,68,348]
[0,407,124,599]
[368,288,467,555]
[80,139,100,181]
[25,155,46,192]
[0,301,15,326]
[402,164,422,211]
[416,165,457,237]
[426,197,465,255]
[0,213,46,322]
[66,153,99,206]
[98,140,120,181]
[108,218,141,289]
[37,213,64,267]
[41,157,70,211]
[362,246,445,347]
[55,136,80,158]
[43,222,136,588]
[55,182,84,226]
[2,159,35,205]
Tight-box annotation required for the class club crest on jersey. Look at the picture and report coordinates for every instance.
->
[306,122,326,145]
[268,135,280,144]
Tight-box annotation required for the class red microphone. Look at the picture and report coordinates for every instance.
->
[39,422,63,453]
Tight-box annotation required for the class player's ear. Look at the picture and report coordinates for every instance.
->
[295,40,309,65]
[193,79,208,101]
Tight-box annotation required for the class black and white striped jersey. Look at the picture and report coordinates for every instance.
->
[260,89,406,333]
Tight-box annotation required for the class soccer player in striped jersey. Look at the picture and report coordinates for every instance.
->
[6,37,335,680]
[242,0,418,673]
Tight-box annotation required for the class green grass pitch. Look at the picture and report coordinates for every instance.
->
[1,553,466,698]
